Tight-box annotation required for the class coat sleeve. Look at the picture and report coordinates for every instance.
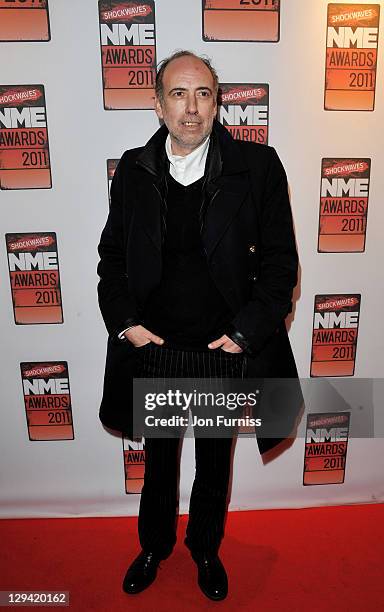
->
[230,146,298,354]
[97,153,140,339]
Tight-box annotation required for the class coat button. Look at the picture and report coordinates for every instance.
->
[249,245,256,253]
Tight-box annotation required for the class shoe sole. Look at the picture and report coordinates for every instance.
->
[198,581,228,601]
[122,572,157,594]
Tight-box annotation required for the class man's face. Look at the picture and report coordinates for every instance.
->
[154,56,217,156]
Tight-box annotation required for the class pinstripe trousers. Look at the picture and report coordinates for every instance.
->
[135,343,245,559]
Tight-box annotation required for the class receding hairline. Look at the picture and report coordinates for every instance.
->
[155,51,219,100]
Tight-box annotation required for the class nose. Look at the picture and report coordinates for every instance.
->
[185,93,198,115]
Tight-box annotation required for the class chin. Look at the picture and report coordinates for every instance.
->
[175,135,201,148]
[182,131,207,144]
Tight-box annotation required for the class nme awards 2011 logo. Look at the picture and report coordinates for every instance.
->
[98,0,157,109]
[311,294,361,377]
[202,0,280,43]
[303,412,350,485]
[0,85,52,190]
[324,4,380,111]
[318,158,371,252]
[20,362,74,441]
[107,158,119,205]
[218,84,269,144]
[123,437,145,494]
[6,232,63,325]
[0,0,50,42]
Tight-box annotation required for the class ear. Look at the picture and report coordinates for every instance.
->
[154,96,164,120]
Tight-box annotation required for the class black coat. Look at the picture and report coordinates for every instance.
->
[97,120,302,454]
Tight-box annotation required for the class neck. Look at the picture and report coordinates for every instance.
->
[170,142,194,157]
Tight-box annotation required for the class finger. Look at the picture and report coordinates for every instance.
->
[123,325,140,338]
[208,336,226,349]
[124,326,150,346]
[148,332,164,345]
[221,340,243,353]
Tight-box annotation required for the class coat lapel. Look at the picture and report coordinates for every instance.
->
[202,174,249,259]
[134,125,169,253]
[132,120,250,256]
[135,178,163,252]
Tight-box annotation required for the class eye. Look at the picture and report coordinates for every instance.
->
[173,91,184,97]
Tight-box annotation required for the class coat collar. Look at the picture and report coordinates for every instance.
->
[135,120,250,258]
[136,119,249,182]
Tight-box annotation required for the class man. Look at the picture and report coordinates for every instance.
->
[97,51,300,601]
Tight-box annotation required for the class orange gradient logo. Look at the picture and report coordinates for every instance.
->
[0,84,52,190]
[99,0,157,110]
[0,0,50,42]
[324,4,380,111]
[303,412,350,485]
[6,232,63,325]
[310,294,361,377]
[218,83,269,144]
[202,0,280,42]
[318,158,371,253]
[123,437,145,494]
[21,361,74,441]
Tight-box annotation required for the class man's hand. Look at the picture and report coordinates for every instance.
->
[208,335,243,353]
[124,325,164,348]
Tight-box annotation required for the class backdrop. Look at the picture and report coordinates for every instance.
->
[1,0,383,518]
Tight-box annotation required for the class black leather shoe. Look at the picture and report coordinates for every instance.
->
[122,550,162,594]
[193,554,228,601]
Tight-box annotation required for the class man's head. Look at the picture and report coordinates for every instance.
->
[154,51,219,156]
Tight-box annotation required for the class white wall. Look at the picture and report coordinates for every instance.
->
[1,0,383,518]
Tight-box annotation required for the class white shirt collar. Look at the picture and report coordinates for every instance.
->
[165,134,210,186]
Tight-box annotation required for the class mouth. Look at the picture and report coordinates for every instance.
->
[181,121,201,126]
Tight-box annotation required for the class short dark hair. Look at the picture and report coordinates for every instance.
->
[155,50,219,101]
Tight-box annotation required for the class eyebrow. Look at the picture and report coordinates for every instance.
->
[168,86,213,94]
